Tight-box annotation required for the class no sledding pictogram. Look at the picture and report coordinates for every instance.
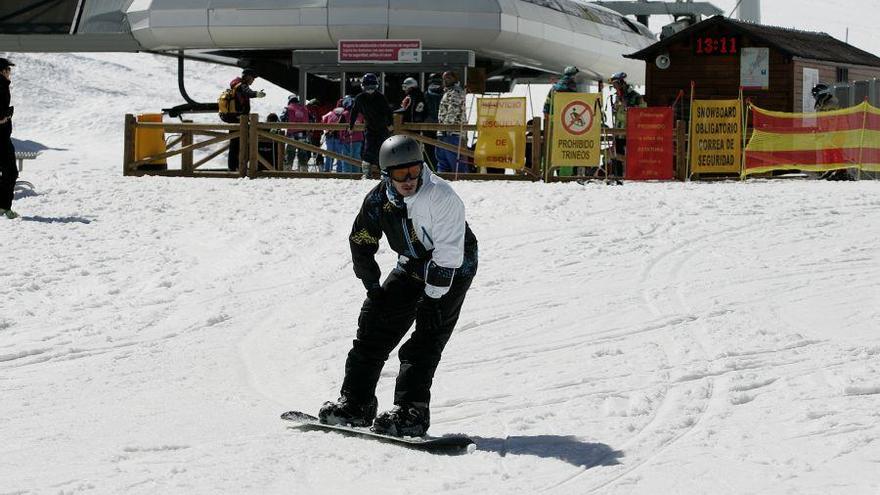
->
[560,100,595,135]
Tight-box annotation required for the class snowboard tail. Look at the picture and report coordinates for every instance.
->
[281,410,475,453]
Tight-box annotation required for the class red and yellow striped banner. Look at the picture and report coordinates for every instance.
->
[745,102,880,175]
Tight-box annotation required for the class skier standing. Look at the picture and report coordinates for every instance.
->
[349,73,393,178]
[395,77,426,123]
[319,134,478,437]
[0,57,17,219]
[435,71,468,173]
[608,71,645,178]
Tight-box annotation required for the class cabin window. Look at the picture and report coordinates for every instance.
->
[836,67,849,83]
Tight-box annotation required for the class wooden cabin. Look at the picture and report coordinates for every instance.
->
[625,16,880,113]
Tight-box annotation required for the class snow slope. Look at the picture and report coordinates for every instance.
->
[1,53,879,495]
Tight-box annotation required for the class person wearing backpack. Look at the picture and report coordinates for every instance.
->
[220,68,265,171]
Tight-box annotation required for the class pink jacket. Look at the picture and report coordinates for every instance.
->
[284,102,309,136]
[339,110,364,143]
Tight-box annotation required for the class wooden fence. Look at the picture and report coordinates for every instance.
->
[123,113,692,181]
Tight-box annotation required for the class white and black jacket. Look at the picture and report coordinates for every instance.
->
[350,166,478,298]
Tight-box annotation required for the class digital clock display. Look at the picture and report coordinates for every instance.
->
[693,35,739,55]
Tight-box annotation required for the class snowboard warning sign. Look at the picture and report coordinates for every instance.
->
[550,93,601,166]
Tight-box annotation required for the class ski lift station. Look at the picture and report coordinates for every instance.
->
[0,0,729,109]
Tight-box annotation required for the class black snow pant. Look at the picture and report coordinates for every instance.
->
[341,269,473,408]
[227,131,240,171]
[361,128,389,178]
[0,124,16,210]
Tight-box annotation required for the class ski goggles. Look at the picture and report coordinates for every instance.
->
[388,163,423,182]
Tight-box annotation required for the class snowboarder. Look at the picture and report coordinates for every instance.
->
[319,134,478,437]
[0,57,17,219]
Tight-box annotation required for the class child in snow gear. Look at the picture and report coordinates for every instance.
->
[348,73,393,179]
[319,135,478,437]
[222,68,265,171]
[0,57,18,219]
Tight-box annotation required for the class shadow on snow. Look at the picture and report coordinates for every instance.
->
[472,435,623,468]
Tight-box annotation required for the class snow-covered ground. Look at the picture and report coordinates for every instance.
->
[1,53,879,495]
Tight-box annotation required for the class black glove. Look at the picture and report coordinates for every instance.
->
[416,296,443,333]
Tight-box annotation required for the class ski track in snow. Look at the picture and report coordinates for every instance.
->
[0,53,879,494]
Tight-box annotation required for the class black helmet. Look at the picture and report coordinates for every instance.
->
[288,93,300,104]
[242,67,257,78]
[609,71,627,83]
[362,73,379,91]
[379,135,423,172]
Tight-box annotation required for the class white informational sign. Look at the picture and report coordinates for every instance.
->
[802,67,820,112]
[741,47,770,90]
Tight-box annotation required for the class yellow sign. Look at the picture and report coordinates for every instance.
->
[550,93,601,166]
[475,97,527,169]
[689,99,742,175]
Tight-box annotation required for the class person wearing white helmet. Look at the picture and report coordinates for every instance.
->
[395,77,426,123]
[318,134,478,437]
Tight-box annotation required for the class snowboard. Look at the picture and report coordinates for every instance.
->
[281,410,476,453]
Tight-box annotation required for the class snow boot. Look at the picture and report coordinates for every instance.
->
[0,209,19,219]
[318,395,378,427]
[371,403,430,437]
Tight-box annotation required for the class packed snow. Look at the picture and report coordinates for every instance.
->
[1,52,879,495]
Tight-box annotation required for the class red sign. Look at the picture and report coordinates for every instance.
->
[625,107,674,180]
[338,40,422,63]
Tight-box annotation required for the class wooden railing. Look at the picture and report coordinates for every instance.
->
[123,113,690,181]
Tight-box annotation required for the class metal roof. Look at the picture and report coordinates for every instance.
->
[626,15,880,68]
